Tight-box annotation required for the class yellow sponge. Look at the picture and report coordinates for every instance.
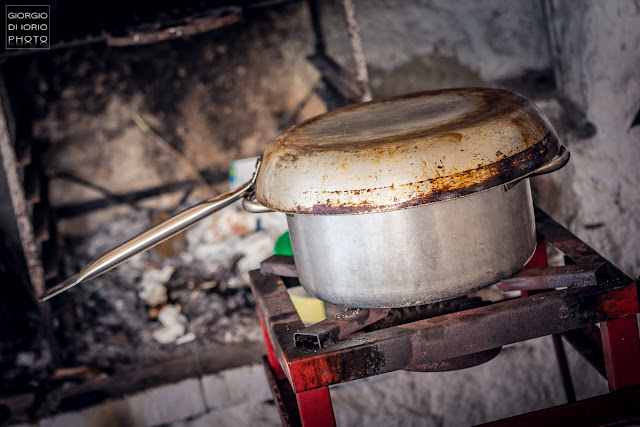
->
[288,286,326,325]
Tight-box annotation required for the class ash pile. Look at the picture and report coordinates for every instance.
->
[54,203,288,370]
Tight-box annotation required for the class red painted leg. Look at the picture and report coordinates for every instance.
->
[296,387,336,427]
[601,313,640,391]
[521,236,578,402]
[260,315,286,380]
[522,236,548,298]
[259,310,336,425]
[524,235,548,270]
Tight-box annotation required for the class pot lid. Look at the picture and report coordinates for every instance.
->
[256,88,560,215]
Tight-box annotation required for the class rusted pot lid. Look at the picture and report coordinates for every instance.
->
[256,88,560,215]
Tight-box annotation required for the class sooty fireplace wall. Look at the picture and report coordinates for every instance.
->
[0,1,638,424]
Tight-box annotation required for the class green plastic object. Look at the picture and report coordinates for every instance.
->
[274,231,293,256]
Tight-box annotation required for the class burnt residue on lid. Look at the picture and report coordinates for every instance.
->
[256,88,560,215]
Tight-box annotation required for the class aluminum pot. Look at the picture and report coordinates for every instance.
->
[43,88,569,308]
[287,179,534,307]
[254,88,569,307]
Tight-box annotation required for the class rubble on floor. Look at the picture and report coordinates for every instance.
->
[53,201,288,373]
[12,336,609,427]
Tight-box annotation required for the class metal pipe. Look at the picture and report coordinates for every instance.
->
[341,0,372,101]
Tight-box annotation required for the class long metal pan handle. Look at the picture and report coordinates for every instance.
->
[40,158,262,302]
[528,145,570,177]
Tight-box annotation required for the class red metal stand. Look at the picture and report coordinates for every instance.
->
[295,388,335,427]
[521,237,579,403]
[251,209,640,426]
[601,316,640,391]
[524,235,549,270]
[521,235,549,297]
[261,316,336,427]
[260,317,286,380]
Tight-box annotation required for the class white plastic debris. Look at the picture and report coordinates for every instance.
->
[189,230,279,278]
[175,332,196,345]
[152,304,188,344]
[190,237,239,265]
[138,265,174,306]
[182,194,290,276]
[187,207,257,246]
[15,352,36,367]
[235,231,277,273]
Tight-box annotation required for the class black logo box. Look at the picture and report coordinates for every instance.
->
[6,5,50,49]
